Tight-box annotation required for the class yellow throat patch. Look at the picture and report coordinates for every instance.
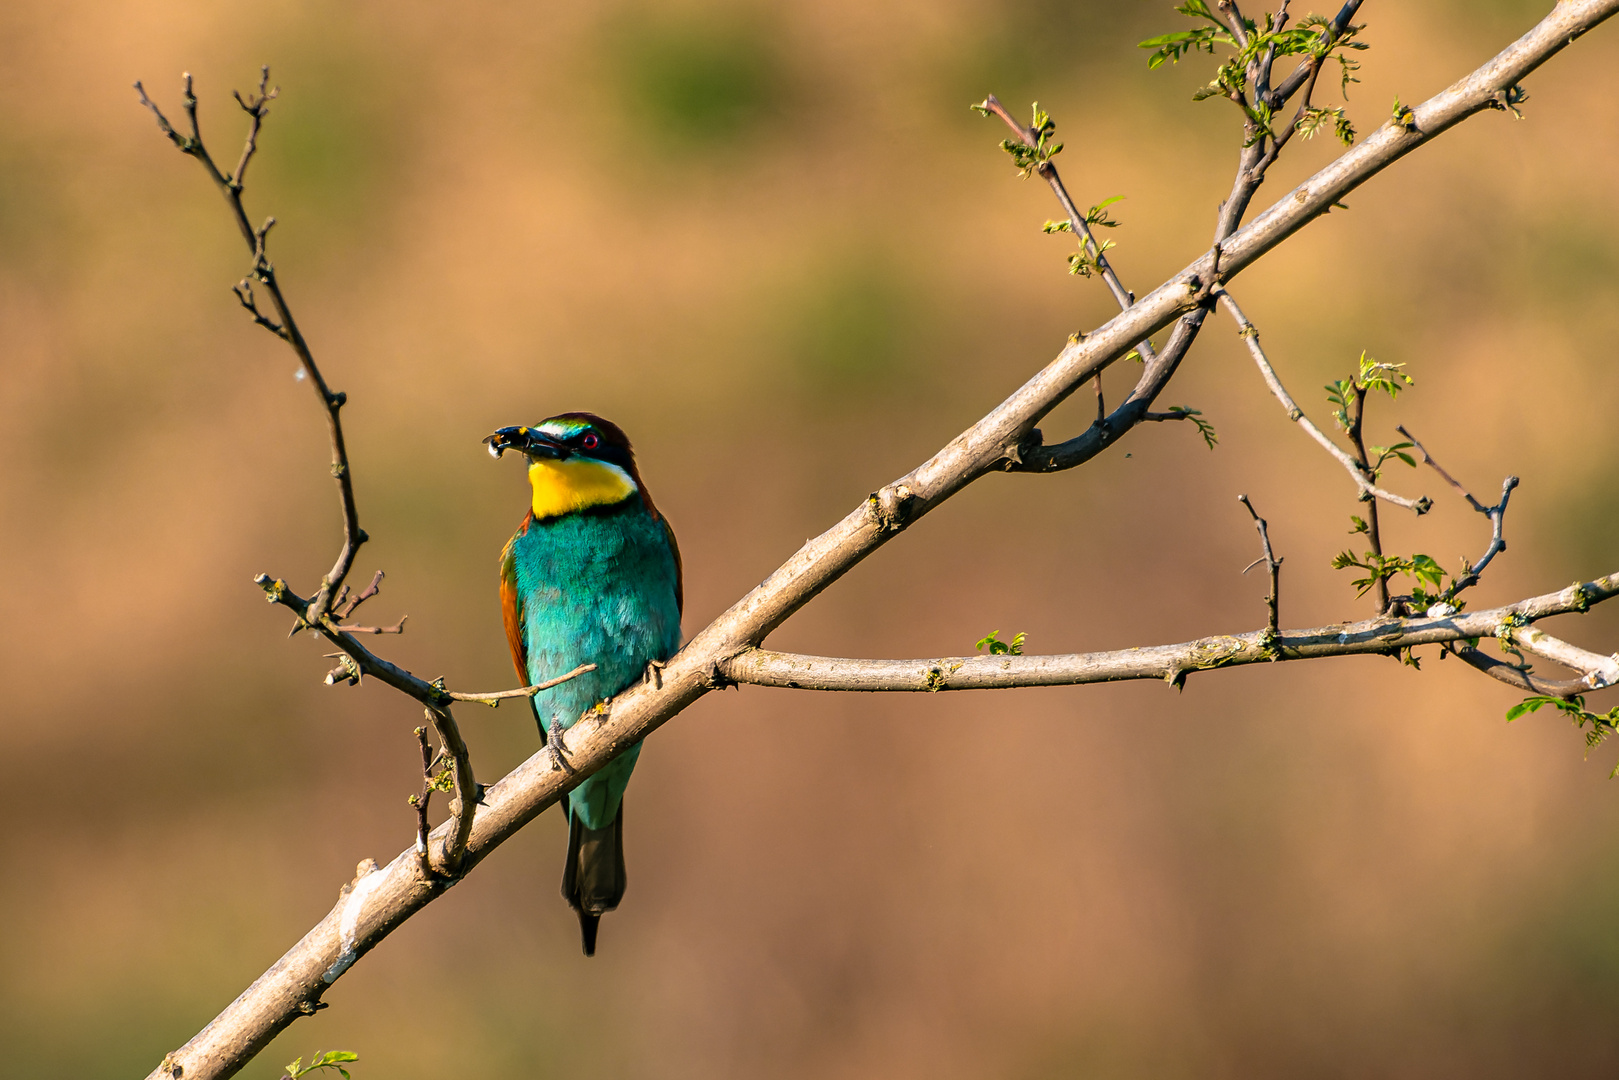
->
[527,458,638,520]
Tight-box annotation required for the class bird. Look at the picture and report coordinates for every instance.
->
[484,413,682,956]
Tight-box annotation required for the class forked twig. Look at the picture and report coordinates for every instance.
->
[1238,494,1283,635]
[1396,425,1518,600]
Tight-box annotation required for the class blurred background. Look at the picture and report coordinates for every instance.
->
[3,0,1619,1076]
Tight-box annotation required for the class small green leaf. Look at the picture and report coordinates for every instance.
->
[976,630,1026,656]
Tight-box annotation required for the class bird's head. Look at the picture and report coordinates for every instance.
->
[485,413,644,520]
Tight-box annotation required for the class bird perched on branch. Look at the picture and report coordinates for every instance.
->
[485,413,682,956]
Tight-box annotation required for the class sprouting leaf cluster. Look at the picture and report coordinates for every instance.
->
[1044,197,1124,277]
[1325,351,1412,434]
[1165,406,1218,449]
[1044,196,1124,233]
[1506,695,1619,777]
[971,100,1062,177]
[1067,241,1116,278]
[1390,95,1416,130]
[284,1051,359,1080]
[1331,549,1451,608]
[976,630,1026,656]
[1140,3,1367,143]
[1296,105,1355,145]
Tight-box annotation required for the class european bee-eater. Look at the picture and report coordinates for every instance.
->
[485,413,682,956]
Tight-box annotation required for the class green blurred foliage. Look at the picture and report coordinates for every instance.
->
[605,10,784,149]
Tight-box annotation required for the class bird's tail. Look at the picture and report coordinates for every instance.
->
[561,801,627,957]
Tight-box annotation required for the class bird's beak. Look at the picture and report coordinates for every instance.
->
[484,426,569,460]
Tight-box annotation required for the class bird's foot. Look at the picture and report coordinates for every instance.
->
[548,713,577,776]
[644,659,666,690]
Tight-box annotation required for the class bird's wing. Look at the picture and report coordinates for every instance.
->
[663,517,684,617]
[499,530,528,684]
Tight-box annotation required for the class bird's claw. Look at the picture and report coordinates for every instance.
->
[548,713,576,776]
[644,659,666,689]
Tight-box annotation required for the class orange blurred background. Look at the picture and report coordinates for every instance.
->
[3,1,1619,1076]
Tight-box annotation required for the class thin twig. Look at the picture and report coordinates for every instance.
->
[977,94,1158,365]
[1444,643,1598,697]
[1238,494,1282,634]
[448,664,599,705]
[335,617,408,635]
[408,726,437,877]
[136,71,365,622]
[1396,425,1518,600]
[335,570,385,618]
[1345,382,1390,612]
[228,66,276,190]
[1217,287,1431,514]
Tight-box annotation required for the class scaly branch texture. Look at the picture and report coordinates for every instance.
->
[144,4,1619,1078]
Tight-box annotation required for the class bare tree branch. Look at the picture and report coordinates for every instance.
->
[1513,626,1619,690]
[716,575,1619,692]
[136,69,362,623]
[141,5,1619,1077]
[1445,642,1590,696]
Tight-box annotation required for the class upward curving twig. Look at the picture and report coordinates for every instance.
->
[1397,424,1518,600]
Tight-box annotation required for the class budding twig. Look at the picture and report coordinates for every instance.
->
[1217,287,1431,515]
[976,94,1157,365]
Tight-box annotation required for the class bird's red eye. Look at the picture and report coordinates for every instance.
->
[581,432,600,451]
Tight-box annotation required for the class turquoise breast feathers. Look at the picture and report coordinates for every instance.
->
[506,500,682,828]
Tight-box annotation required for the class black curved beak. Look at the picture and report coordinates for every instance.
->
[484,426,569,460]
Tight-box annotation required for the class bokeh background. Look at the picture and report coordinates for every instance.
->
[4,1,1619,1076]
